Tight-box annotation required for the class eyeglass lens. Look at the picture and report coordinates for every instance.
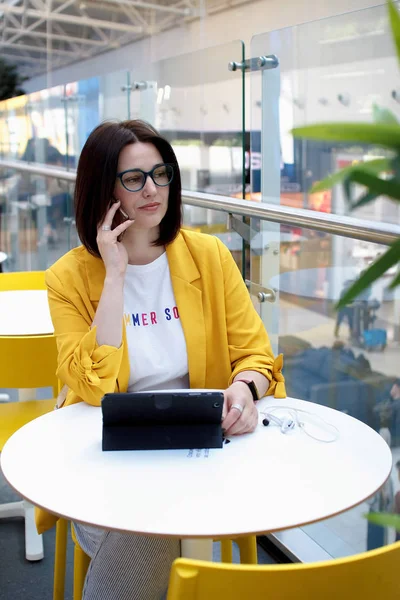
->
[121,164,173,191]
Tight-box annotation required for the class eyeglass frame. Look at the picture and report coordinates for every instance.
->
[116,163,174,192]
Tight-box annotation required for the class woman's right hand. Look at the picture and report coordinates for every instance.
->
[96,201,134,278]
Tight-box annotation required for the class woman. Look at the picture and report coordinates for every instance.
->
[38,120,285,600]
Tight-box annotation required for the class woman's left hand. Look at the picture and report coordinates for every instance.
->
[222,382,259,436]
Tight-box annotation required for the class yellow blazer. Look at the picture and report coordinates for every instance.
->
[36,229,285,532]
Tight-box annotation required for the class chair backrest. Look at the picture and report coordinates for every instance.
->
[0,270,57,394]
[0,270,46,291]
[167,542,400,600]
[0,335,58,395]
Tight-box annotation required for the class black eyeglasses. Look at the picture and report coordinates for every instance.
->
[116,163,174,192]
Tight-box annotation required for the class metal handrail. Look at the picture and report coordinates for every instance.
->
[0,159,76,181]
[1,158,399,245]
[182,191,400,246]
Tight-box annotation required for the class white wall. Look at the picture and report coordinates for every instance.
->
[24,0,383,93]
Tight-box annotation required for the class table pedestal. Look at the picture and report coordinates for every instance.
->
[181,538,213,560]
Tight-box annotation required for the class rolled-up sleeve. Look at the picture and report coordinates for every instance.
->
[216,239,286,398]
[46,268,124,406]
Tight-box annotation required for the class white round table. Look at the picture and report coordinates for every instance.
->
[1,396,392,549]
[0,290,53,335]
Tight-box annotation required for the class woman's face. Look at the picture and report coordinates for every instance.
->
[114,142,170,230]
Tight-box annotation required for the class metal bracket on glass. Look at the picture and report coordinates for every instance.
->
[245,280,276,303]
[228,55,279,73]
[121,81,148,92]
[228,214,257,244]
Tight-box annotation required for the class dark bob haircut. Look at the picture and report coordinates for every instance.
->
[74,120,182,257]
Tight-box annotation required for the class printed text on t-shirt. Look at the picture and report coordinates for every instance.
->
[124,306,180,327]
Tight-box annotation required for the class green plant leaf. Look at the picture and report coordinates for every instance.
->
[292,123,400,148]
[389,269,400,289]
[365,511,400,530]
[372,103,399,124]
[389,0,400,68]
[349,191,380,211]
[343,169,400,201]
[0,57,26,101]
[336,239,400,308]
[310,158,392,193]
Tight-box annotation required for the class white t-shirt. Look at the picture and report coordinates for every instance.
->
[123,252,189,392]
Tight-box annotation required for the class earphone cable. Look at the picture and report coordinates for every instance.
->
[260,405,340,443]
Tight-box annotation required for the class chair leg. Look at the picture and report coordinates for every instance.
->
[73,542,91,600]
[236,536,258,564]
[220,539,233,563]
[24,501,44,561]
[53,519,68,600]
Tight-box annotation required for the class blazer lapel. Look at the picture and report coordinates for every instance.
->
[167,232,206,389]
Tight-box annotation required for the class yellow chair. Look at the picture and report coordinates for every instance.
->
[55,524,258,600]
[167,541,400,600]
[219,537,257,564]
[0,334,58,562]
[0,269,57,561]
[53,519,69,600]
[52,520,91,600]
[73,539,91,600]
[0,270,47,291]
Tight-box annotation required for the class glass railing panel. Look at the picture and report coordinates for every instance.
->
[66,71,133,160]
[182,204,244,274]
[98,70,131,121]
[129,42,245,199]
[62,77,102,166]
[259,221,399,557]
[250,3,400,225]
[250,5,400,557]
[23,86,70,168]
[0,166,76,271]
[0,95,30,161]
[129,42,246,275]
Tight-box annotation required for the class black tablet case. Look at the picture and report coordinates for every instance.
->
[101,391,224,451]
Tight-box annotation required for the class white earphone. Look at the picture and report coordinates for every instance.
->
[262,413,295,434]
[260,406,339,443]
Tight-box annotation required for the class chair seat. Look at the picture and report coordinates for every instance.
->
[0,399,55,450]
